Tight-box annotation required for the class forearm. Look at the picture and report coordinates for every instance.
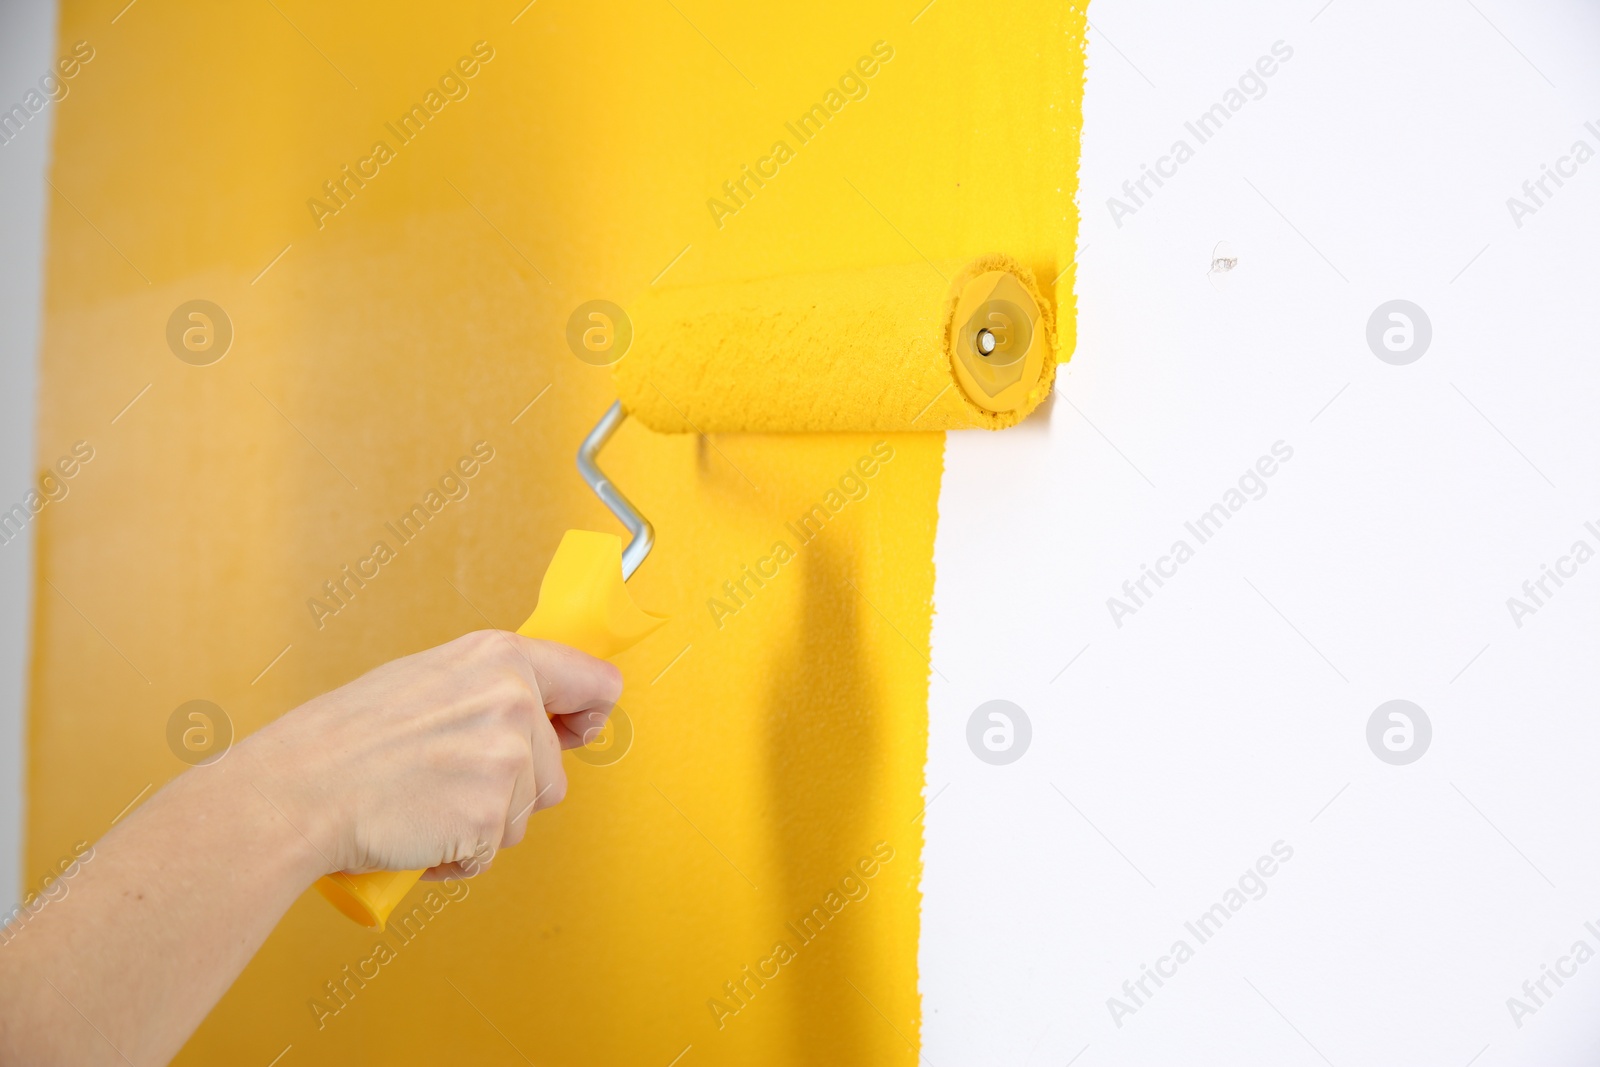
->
[0,748,328,1066]
[0,630,617,1065]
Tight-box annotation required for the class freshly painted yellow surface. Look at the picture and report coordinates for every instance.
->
[27,2,1083,1064]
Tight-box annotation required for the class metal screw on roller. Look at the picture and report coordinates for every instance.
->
[976,327,997,356]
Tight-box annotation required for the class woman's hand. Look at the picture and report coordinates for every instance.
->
[0,630,621,1066]
[240,630,622,878]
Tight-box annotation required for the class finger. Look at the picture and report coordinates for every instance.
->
[550,705,611,750]
[421,859,486,881]
[422,840,499,880]
[502,634,623,717]
[501,714,566,848]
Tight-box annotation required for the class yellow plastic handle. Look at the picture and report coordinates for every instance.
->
[314,530,667,928]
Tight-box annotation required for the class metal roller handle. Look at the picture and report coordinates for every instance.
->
[577,401,653,581]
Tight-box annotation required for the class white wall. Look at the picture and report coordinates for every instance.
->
[0,1,58,902]
[924,1,1600,1063]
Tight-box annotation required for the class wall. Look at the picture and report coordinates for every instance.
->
[922,1,1600,1063]
[27,2,1081,1064]
[0,0,58,906]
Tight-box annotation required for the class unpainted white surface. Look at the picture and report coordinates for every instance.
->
[924,2,1600,1063]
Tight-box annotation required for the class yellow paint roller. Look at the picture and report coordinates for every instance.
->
[316,252,1054,928]
[313,418,669,928]
[617,253,1055,433]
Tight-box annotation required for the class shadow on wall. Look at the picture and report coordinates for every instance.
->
[764,532,882,1057]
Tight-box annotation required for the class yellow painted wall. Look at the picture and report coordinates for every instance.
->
[26,1,1082,1062]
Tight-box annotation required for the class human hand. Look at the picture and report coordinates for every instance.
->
[238,630,621,880]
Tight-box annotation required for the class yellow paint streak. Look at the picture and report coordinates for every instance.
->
[27,1,1083,1063]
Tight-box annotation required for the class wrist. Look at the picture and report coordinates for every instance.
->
[214,737,340,885]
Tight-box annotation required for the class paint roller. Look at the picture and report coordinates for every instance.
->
[315,252,1055,928]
